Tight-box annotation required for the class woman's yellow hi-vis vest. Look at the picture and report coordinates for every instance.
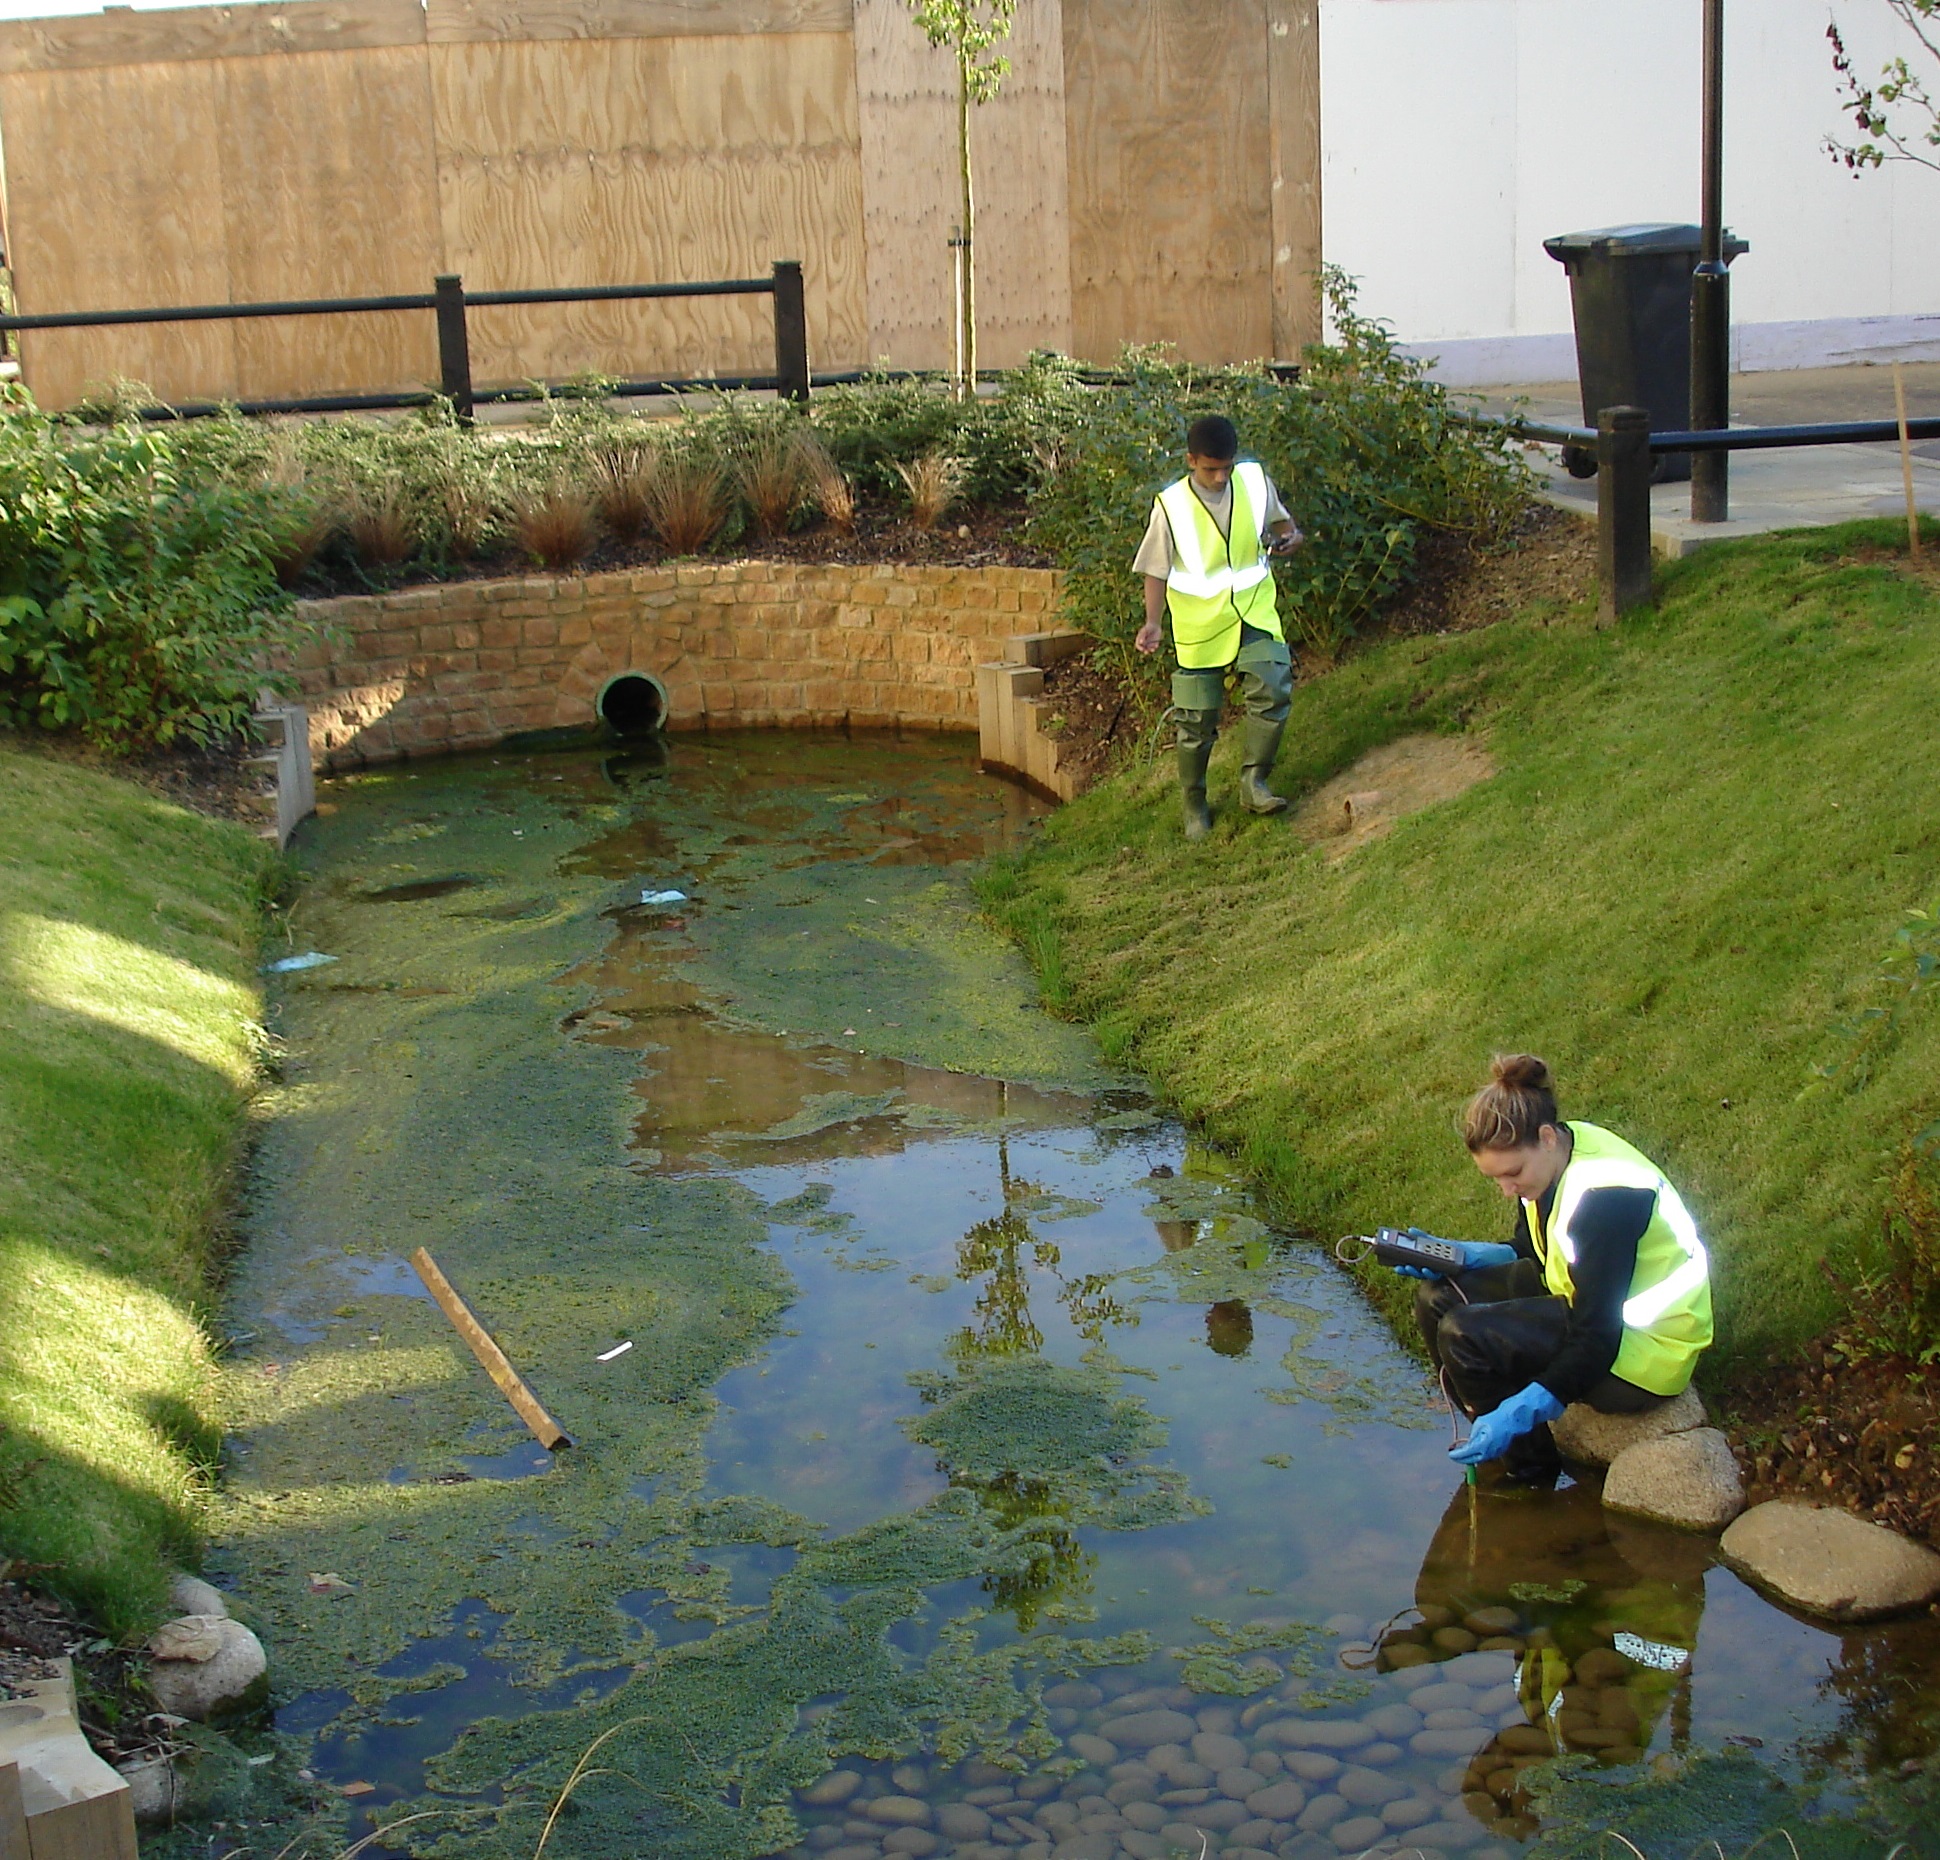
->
[1523,1122,1714,1398]
[1155,462,1286,670]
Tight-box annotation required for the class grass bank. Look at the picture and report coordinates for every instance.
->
[983,521,1940,1380]
[0,742,273,1635]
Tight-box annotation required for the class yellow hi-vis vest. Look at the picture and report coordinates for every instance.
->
[1523,1122,1714,1398]
[1155,462,1286,670]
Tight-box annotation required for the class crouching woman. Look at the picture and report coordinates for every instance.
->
[1405,1054,1713,1483]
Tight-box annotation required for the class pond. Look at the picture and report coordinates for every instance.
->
[225,731,1939,1860]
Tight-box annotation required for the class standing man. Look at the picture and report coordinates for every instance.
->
[1134,415,1302,840]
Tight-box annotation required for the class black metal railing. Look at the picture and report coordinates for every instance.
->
[1464,406,1940,618]
[0,260,811,420]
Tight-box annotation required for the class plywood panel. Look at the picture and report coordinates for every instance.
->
[429,31,867,383]
[1266,0,1321,357]
[425,0,850,43]
[0,0,426,76]
[0,59,237,406]
[215,46,444,397]
[854,0,1071,372]
[1062,0,1274,364]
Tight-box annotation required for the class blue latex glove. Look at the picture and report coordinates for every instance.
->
[1449,1382,1565,1466]
[1389,1230,1519,1280]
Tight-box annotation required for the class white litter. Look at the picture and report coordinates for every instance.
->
[596,1340,634,1362]
[640,889,687,906]
[264,951,337,973]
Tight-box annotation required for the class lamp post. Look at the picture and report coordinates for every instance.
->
[1690,0,1729,521]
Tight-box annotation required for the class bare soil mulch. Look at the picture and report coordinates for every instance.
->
[0,1564,167,1770]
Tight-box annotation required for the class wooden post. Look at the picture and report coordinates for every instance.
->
[411,1247,571,1450]
[771,259,809,404]
[1597,405,1655,622]
[1895,362,1923,561]
[433,273,474,426]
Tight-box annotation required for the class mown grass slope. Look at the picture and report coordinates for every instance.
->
[0,744,272,1634]
[984,522,1940,1379]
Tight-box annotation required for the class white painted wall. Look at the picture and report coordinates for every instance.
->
[1320,0,1940,382]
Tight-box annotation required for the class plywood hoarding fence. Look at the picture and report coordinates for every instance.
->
[0,0,1320,410]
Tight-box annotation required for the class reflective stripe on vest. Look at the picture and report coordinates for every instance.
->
[1156,462,1285,670]
[1522,1121,1714,1398]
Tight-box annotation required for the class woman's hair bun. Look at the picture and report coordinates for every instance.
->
[1491,1052,1552,1093]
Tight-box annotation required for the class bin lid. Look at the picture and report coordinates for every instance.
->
[1544,222,1748,260]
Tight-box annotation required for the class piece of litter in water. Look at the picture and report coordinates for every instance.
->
[596,1340,634,1362]
[307,1571,354,1595]
[640,888,687,906]
[265,951,337,973]
[340,1781,376,1798]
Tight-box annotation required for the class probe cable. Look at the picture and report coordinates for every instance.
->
[1332,1236,1474,1450]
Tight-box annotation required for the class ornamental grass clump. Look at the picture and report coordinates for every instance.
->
[343,482,417,569]
[794,430,856,534]
[590,442,658,545]
[895,450,968,530]
[643,448,730,555]
[511,479,598,571]
[731,425,807,538]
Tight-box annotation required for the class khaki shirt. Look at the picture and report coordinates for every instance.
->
[1132,470,1292,579]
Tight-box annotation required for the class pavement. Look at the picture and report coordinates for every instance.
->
[1466,362,1940,557]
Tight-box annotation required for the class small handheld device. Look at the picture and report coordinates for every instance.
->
[1367,1227,1466,1275]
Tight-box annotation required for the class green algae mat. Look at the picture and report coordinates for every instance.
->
[215,731,1940,1860]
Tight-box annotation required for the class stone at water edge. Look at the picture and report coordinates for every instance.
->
[145,1614,269,1723]
[1720,1500,1940,1621]
[1551,1385,1706,1467]
[1601,1427,1745,1532]
[118,1752,186,1825]
[168,1574,230,1619]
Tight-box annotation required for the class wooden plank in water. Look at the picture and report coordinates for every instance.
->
[411,1247,572,1450]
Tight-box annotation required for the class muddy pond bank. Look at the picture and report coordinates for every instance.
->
[220,732,1940,1860]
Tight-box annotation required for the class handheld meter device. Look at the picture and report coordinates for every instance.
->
[1367,1227,1466,1275]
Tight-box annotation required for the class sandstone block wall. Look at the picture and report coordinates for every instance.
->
[290,560,1065,770]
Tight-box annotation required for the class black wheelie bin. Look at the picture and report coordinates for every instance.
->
[1543,222,1747,483]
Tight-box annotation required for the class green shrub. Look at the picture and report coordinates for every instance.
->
[1025,273,1532,661]
[0,391,297,747]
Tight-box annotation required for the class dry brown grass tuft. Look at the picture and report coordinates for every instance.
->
[268,500,336,589]
[894,450,967,530]
[512,481,598,571]
[795,431,856,534]
[344,484,416,568]
[731,428,807,538]
[644,451,730,555]
[439,475,500,561]
[591,443,658,545]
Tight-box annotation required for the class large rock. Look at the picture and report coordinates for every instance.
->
[1099,1708,1198,1750]
[1720,1501,1940,1622]
[118,1753,186,1825]
[146,1615,269,1723]
[1602,1427,1745,1533]
[1552,1387,1706,1467]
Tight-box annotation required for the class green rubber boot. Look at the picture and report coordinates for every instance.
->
[1177,735,1215,841]
[1239,717,1289,815]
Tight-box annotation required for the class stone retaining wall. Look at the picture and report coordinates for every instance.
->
[291,560,1065,770]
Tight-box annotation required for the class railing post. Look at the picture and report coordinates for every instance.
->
[434,273,474,425]
[1597,405,1654,622]
[771,259,809,404]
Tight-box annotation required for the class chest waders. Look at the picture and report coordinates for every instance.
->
[1156,463,1293,839]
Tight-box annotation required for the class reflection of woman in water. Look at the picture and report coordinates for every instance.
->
[1403,1055,1713,1484]
[1372,1478,1707,1838]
